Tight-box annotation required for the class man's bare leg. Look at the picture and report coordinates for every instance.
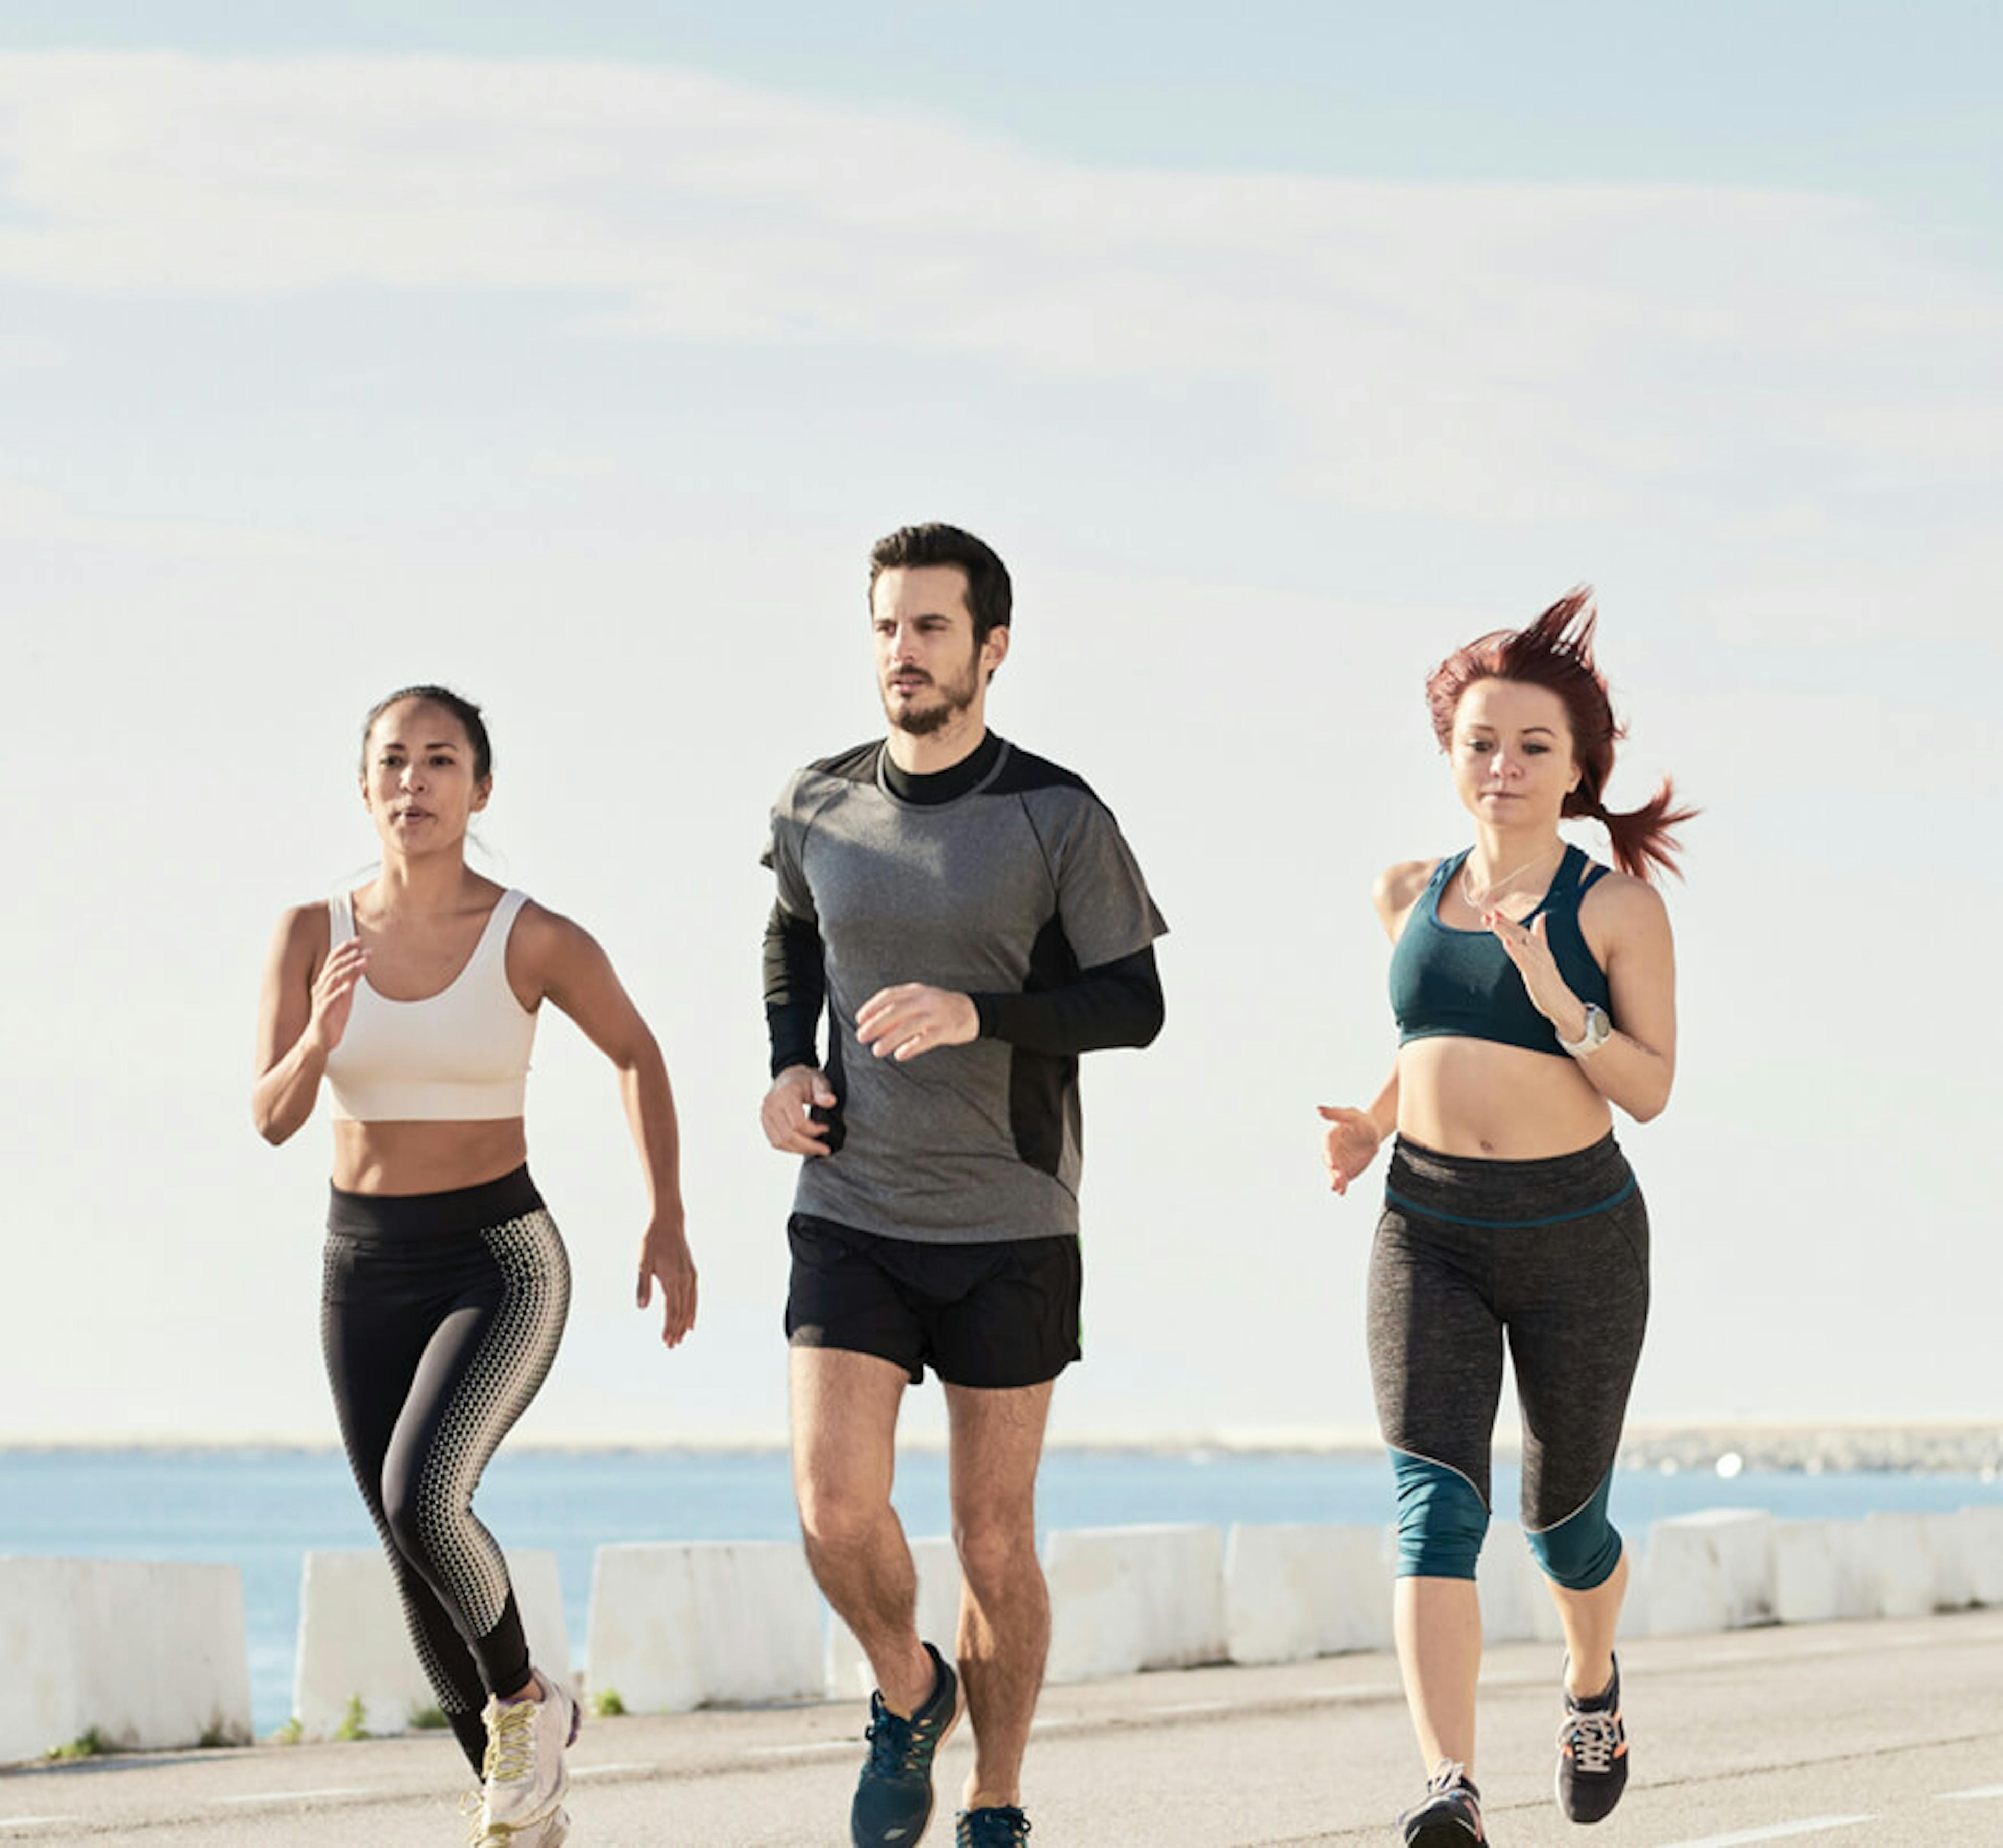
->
[944,1378,1054,1811]
[790,1347,935,1714]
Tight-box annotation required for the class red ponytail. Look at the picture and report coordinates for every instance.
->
[1426,588,1695,884]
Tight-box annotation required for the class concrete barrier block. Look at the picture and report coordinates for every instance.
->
[1621,1541,1654,1640]
[827,1538,961,1698]
[1772,1520,1871,1624]
[587,1542,823,1713]
[1476,1521,1563,1645]
[1861,1512,1975,1616]
[1647,1509,1776,1634]
[1045,1525,1227,1683]
[1861,1513,1935,1618]
[1921,1513,1972,1610]
[0,1560,251,1764]
[1960,1506,2003,1607]
[294,1549,568,1740]
[1224,1524,1390,1664]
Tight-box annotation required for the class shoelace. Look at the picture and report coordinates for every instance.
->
[960,1805,1032,1846]
[865,1699,919,1777]
[484,1700,538,1787]
[1427,1758,1471,1796]
[1561,1707,1621,1775]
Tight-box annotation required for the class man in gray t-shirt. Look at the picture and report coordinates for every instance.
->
[759,523,1165,1848]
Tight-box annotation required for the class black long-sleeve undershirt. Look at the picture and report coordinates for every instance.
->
[762,901,1163,1077]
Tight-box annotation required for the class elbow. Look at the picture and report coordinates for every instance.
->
[252,1104,292,1146]
[1625,1080,1674,1125]
[617,1029,668,1085]
[1132,991,1166,1050]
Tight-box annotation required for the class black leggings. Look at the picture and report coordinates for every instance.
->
[1367,1133,1648,1590]
[321,1165,570,1773]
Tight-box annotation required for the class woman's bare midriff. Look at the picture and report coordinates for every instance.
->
[332,1119,530,1196]
[1396,1036,1612,1160]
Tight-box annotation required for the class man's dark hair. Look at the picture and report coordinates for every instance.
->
[867,523,1012,644]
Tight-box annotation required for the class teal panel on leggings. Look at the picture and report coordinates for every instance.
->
[1390,1447,1490,1579]
[1526,1466,1622,1590]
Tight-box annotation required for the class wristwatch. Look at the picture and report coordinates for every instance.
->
[1560,1002,1612,1058]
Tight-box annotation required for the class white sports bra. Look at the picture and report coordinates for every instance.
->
[323,889,538,1122]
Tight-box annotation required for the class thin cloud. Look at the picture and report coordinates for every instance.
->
[0,51,1996,522]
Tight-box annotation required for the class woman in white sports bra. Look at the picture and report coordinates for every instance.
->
[253,684,695,1848]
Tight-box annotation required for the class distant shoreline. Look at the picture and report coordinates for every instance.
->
[3,1421,1998,1475]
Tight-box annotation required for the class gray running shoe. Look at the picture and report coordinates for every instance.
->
[1398,1759,1484,1845]
[1556,1655,1628,1823]
[852,1641,960,1847]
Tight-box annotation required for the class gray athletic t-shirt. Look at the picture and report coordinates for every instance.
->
[764,736,1167,1245]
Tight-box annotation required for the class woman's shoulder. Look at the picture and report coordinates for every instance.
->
[509,894,594,957]
[264,898,334,976]
[1372,857,1442,934]
[273,897,335,944]
[1577,863,1671,939]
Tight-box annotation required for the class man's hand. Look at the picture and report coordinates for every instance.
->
[855,984,980,1062]
[762,1065,838,1155]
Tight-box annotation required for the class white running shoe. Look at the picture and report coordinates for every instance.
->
[478,1674,580,1837]
[468,1804,570,1847]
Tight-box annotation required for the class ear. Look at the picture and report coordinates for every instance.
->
[982,624,1011,678]
[472,776,493,814]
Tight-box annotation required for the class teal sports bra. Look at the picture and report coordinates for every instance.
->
[1389,844,1612,1058]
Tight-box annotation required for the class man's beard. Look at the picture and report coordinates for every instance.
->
[883,654,980,737]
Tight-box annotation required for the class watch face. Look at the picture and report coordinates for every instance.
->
[1587,1005,1611,1045]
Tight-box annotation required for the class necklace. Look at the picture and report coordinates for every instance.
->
[1461,843,1563,915]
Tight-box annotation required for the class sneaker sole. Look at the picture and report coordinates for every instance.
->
[1405,1823,1481,1848]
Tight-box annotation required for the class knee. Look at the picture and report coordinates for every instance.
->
[796,1479,889,1558]
[1527,1474,1622,1591]
[381,1468,452,1573]
[379,1463,425,1561]
[952,1512,1037,1595]
[1391,1449,1490,1580]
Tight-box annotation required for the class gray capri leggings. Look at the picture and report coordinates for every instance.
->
[1367,1131,1649,1589]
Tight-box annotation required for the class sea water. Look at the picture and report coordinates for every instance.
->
[2,1446,1994,1736]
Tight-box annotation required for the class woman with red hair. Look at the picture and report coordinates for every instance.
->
[1318,590,1691,1847]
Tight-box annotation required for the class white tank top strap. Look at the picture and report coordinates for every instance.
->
[470,889,529,975]
[328,888,356,945]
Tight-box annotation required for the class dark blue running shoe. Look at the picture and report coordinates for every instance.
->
[852,1641,960,1847]
[1398,1760,1484,1844]
[1556,1654,1628,1823]
[956,1805,1031,1846]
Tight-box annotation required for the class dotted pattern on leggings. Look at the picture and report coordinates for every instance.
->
[412,1209,571,1638]
[320,1240,486,1717]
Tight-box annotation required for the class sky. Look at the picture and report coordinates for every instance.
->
[2,5,1998,1449]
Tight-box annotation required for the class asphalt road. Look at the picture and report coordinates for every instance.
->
[5,1609,1999,1846]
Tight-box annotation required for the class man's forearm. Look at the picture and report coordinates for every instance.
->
[764,902,826,1077]
[968,946,1163,1056]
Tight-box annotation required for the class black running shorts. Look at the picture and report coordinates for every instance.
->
[785,1213,1083,1388]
